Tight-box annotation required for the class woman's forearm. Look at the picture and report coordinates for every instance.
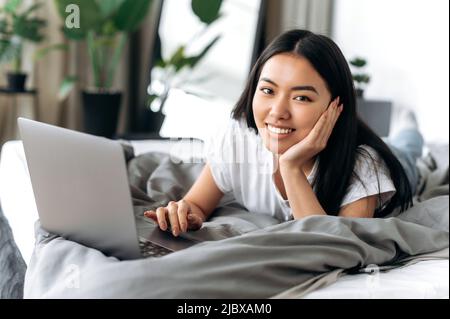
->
[279,165,326,219]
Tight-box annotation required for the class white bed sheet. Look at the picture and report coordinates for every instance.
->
[0,141,38,265]
[304,259,449,299]
[0,140,448,299]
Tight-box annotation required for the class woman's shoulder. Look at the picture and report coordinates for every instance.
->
[356,144,378,155]
[204,116,258,156]
[354,144,390,175]
[356,144,384,162]
[343,144,396,208]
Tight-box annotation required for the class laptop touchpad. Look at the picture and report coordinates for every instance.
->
[137,218,197,251]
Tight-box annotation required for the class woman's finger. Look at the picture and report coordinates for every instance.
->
[187,214,203,231]
[324,98,340,127]
[322,103,343,144]
[167,201,181,236]
[177,200,190,233]
[310,108,329,140]
[156,207,168,231]
[312,100,335,142]
[143,210,157,222]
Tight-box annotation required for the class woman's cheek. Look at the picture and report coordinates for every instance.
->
[293,128,310,142]
[252,97,268,127]
[291,112,317,140]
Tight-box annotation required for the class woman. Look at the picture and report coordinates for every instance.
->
[144,29,417,237]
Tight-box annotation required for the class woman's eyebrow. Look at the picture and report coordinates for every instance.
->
[259,77,318,94]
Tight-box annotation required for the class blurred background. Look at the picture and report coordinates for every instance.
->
[0,0,448,146]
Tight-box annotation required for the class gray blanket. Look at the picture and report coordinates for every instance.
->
[23,152,449,298]
[0,202,27,299]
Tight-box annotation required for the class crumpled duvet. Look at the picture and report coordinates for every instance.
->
[23,152,449,298]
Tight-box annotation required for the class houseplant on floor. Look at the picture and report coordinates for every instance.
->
[349,56,371,98]
[0,0,56,91]
[54,0,153,138]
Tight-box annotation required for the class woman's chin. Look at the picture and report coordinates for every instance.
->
[263,141,289,155]
[259,130,302,154]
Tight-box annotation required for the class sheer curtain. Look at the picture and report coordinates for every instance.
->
[266,0,334,43]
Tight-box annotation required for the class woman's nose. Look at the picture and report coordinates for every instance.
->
[269,98,290,120]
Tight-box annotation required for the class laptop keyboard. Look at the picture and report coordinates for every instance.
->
[139,240,172,258]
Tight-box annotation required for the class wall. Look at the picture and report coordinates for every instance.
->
[332,0,449,143]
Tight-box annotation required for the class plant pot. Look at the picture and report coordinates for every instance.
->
[82,90,122,138]
[355,88,364,98]
[149,109,166,133]
[6,73,28,91]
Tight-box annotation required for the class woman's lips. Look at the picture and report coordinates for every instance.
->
[265,123,296,139]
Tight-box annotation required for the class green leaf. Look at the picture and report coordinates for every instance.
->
[353,74,370,84]
[61,26,85,40]
[13,16,46,42]
[168,46,187,70]
[191,0,223,24]
[54,0,102,40]
[34,43,68,61]
[113,0,152,32]
[59,75,77,100]
[98,0,125,18]
[350,57,367,68]
[4,0,22,14]
[99,20,118,37]
[0,19,9,34]
[155,58,166,68]
[185,35,221,68]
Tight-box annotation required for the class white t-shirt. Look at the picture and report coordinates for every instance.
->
[204,118,396,221]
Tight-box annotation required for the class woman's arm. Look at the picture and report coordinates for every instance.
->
[280,164,377,219]
[277,99,377,219]
[280,165,326,219]
[278,99,341,219]
[145,163,224,235]
[338,195,377,218]
[182,163,224,221]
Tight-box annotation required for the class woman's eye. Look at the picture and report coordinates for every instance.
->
[294,96,311,102]
[260,88,273,95]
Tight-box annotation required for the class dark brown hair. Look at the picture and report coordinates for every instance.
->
[231,29,413,216]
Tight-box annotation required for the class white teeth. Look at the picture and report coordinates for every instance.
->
[267,125,294,134]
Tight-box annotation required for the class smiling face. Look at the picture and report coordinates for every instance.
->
[252,53,332,155]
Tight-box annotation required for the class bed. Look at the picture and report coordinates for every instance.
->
[0,139,448,299]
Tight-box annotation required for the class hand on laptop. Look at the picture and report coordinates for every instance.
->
[144,199,204,237]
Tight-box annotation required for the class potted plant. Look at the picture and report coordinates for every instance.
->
[146,0,223,133]
[349,57,371,98]
[0,0,52,91]
[54,0,153,138]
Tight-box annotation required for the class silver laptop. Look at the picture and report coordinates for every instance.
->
[18,117,197,260]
